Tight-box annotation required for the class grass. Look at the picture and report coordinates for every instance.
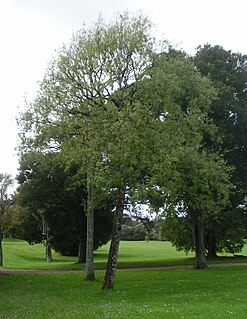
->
[1,267,247,318]
[1,239,247,318]
[2,238,247,270]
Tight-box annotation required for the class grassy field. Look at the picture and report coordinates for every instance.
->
[1,267,247,318]
[1,239,247,318]
[2,238,247,270]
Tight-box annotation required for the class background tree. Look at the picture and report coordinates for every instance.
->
[160,46,247,259]
[134,51,233,268]
[162,202,245,258]
[0,173,14,266]
[15,151,113,262]
[194,44,247,238]
[161,150,232,267]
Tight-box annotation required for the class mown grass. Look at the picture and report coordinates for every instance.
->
[1,239,247,318]
[1,267,247,319]
[2,238,247,270]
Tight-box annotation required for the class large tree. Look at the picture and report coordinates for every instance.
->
[194,44,247,187]
[135,51,232,269]
[0,173,14,266]
[18,16,232,288]
[18,13,157,286]
[15,151,113,262]
[193,44,247,251]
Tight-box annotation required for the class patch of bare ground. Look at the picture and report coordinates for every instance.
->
[1,262,247,275]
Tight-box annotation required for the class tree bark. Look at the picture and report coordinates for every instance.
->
[190,212,208,269]
[46,237,52,262]
[102,184,126,290]
[85,208,95,280]
[85,173,95,281]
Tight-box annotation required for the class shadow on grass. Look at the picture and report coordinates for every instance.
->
[94,251,108,258]
[14,253,77,264]
[206,255,247,263]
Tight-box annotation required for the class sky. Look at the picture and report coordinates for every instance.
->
[1,0,247,184]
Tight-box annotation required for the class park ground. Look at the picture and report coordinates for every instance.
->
[1,239,247,318]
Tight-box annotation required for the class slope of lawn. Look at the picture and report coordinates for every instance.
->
[1,267,247,319]
[2,238,247,270]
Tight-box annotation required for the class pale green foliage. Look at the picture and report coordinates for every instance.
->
[0,173,13,216]
[16,13,234,276]
[18,13,155,153]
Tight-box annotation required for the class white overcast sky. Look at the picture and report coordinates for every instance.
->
[1,0,247,182]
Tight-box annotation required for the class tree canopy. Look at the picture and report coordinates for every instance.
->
[16,14,242,288]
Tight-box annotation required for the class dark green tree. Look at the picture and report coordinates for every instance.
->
[134,52,233,268]
[16,151,113,262]
[193,44,247,251]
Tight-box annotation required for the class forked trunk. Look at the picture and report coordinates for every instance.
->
[191,211,208,269]
[102,184,126,290]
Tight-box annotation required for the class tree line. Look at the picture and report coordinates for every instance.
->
[1,13,247,290]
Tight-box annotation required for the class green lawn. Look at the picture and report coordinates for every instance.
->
[1,267,247,319]
[2,238,247,270]
[1,239,247,318]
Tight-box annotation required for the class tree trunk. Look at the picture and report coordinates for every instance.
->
[0,227,3,267]
[85,174,95,281]
[102,184,126,290]
[191,212,208,269]
[46,237,52,263]
[86,208,95,280]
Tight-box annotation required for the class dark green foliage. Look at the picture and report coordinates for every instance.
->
[15,152,113,257]
[121,215,163,241]
[162,209,245,257]
[194,44,247,203]
[161,214,193,254]
[121,223,146,241]
[121,225,133,241]
[193,44,247,250]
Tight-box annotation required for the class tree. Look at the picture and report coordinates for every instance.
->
[18,12,157,288]
[193,44,247,253]
[162,150,232,268]
[134,51,232,268]
[0,173,14,266]
[18,15,229,288]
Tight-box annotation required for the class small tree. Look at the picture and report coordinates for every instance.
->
[0,173,14,266]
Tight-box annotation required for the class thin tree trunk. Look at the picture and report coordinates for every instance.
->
[0,227,3,267]
[85,172,95,281]
[102,184,126,290]
[191,212,208,269]
[46,237,52,263]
